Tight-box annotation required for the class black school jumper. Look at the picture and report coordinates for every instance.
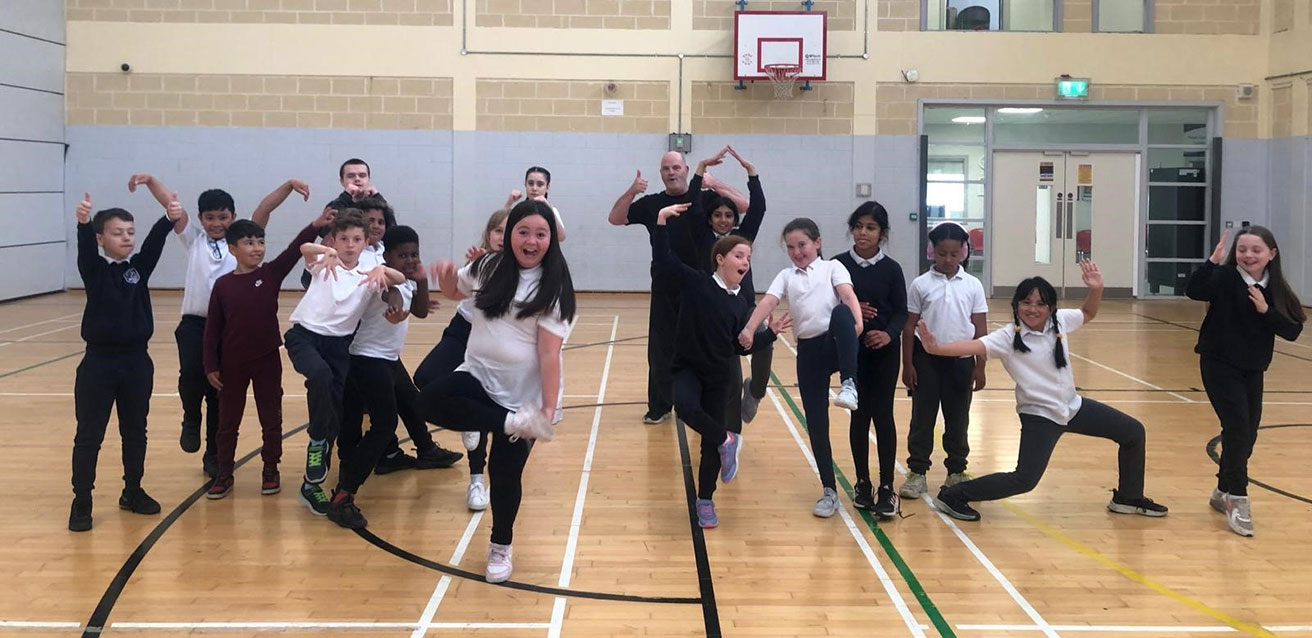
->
[833,251,907,489]
[686,173,772,434]
[72,216,173,499]
[1186,261,1303,497]
[652,226,776,500]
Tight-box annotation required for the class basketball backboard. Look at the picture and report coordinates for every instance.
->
[734,11,827,81]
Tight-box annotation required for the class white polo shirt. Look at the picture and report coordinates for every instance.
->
[980,308,1086,425]
[350,280,415,360]
[765,258,853,340]
[908,267,987,353]
[177,223,235,317]
[358,242,384,269]
[288,256,376,337]
[456,258,571,411]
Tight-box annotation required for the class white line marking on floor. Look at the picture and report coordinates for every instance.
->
[0,323,80,348]
[411,511,485,638]
[0,621,82,628]
[549,315,619,638]
[1067,352,1194,403]
[765,386,927,638]
[0,312,80,335]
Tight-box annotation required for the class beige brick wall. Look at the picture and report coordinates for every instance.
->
[475,80,669,132]
[693,1,856,31]
[475,0,670,29]
[1273,0,1294,32]
[877,0,918,31]
[1271,83,1292,138]
[65,0,453,25]
[66,73,453,129]
[1155,0,1260,35]
[874,82,1258,137]
[691,81,854,134]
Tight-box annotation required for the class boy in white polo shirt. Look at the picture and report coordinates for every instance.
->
[915,260,1168,522]
[126,173,309,477]
[283,209,405,516]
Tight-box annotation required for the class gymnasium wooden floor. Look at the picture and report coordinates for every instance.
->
[1,290,1310,638]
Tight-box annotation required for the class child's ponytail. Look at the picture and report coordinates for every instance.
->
[1011,311,1030,354]
[1051,314,1068,369]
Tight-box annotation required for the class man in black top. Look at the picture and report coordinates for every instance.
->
[608,150,750,424]
[69,193,174,531]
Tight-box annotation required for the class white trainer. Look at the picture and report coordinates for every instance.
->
[466,479,489,511]
[834,378,859,410]
[485,542,513,583]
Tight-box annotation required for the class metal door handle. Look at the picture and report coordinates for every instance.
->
[1067,201,1075,240]
[1056,193,1064,238]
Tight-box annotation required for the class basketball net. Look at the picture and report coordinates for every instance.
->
[763,64,802,99]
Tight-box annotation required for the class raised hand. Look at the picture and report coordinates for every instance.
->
[126,174,152,193]
[1248,285,1268,314]
[408,259,426,282]
[313,205,337,228]
[345,183,360,199]
[769,313,793,335]
[312,250,341,281]
[358,265,391,291]
[504,189,523,209]
[1078,260,1103,290]
[165,193,185,222]
[465,245,486,263]
[75,192,92,224]
[628,170,648,195]
[657,202,690,225]
[1209,229,1230,264]
[430,259,457,286]
[697,147,728,173]
[289,179,310,201]
[726,146,756,175]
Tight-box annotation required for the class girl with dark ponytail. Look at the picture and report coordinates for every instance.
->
[915,260,1168,523]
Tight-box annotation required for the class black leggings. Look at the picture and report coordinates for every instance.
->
[795,304,859,490]
[673,368,729,500]
[413,314,490,475]
[417,371,532,545]
[1200,357,1264,497]
[175,315,218,457]
[851,341,900,487]
[723,329,774,434]
[336,356,399,494]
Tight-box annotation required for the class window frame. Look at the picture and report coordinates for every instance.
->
[921,0,1063,32]
[1092,0,1154,33]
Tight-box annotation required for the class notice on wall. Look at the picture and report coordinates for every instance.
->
[1039,162,1054,181]
[601,99,624,116]
[1078,164,1093,185]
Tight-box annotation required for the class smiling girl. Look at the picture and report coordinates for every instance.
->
[917,261,1168,523]
[1187,227,1305,537]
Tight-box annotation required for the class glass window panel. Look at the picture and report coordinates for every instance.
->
[1147,148,1207,182]
[993,108,1140,145]
[928,145,986,181]
[927,182,985,221]
[1002,0,1055,31]
[1146,261,1200,296]
[925,107,987,143]
[1147,224,1206,259]
[1147,109,1209,145]
[1035,185,1052,264]
[1097,0,1146,32]
[1148,186,1206,221]
[925,0,1055,31]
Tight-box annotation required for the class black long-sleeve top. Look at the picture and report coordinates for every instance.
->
[686,173,766,297]
[76,215,173,353]
[833,251,908,352]
[1186,261,1304,371]
[651,225,776,382]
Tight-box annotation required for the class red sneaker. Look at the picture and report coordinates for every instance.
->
[206,475,234,500]
[261,469,281,495]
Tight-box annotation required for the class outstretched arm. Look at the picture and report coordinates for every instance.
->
[916,320,988,358]
[1079,260,1104,324]
[250,179,310,228]
[608,171,647,226]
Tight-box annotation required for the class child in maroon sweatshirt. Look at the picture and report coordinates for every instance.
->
[203,209,332,499]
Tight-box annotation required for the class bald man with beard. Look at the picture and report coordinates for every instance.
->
[609,151,749,425]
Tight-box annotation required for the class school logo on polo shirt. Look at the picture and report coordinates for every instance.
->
[123,268,141,284]
[255,279,264,287]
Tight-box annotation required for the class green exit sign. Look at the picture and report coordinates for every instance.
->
[1056,78,1090,100]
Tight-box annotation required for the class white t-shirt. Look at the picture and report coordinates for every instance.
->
[457,259,571,411]
[350,280,415,360]
[456,297,474,322]
[358,242,384,269]
[178,223,235,317]
[765,258,853,340]
[908,267,988,353]
[980,308,1086,425]
[288,255,377,337]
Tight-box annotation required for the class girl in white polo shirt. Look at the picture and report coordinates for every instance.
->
[418,200,574,584]
[740,218,863,519]
[916,261,1168,522]
[899,222,988,501]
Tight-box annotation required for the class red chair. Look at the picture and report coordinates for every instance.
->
[1076,229,1091,254]
[968,227,984,255]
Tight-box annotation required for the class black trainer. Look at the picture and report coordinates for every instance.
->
[374,451,417,475]
[69,496,93,532]
[852,480,875,510]
[179,421,201,453]
[932,487,980,521]
[415,446,463,469]
[874,484,900,518]
[327,492,368,530]
[298,481,330,516]
[1107,489,1169,517]
[642,410,671,425]
[119,488,161,515]
[202,452,219,479]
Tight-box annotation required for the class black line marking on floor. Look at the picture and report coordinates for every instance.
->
[1135,312,1312,364]
[82,423,310,637]
[674,418,723,636]
[563,335,647,351]
[561,400,648,410]
[0,350,81,379]
[355,529,701,604]
[1205,423,1312,506]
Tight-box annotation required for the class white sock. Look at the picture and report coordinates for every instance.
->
[503,411,515,434]
[470,474,484,485]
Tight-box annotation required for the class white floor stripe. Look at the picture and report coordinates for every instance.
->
[0,621,82,628]
[1067,352,1194,403]
[0,322,80,348]
[549,315,619,638]
[765,387,927,638]
[411,511,485,638]
[0,312,80,335]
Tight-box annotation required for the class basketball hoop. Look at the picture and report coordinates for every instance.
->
[763,63,802,99]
